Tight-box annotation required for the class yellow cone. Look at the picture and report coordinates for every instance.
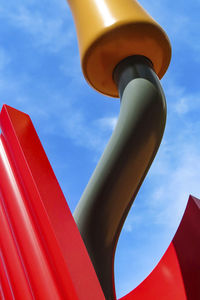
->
[67,0,171,97]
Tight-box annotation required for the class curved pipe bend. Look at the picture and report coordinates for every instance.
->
[73,56,167,300]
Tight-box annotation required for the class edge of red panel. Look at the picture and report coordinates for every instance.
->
[0,104,105,300]
[120,195,200,300]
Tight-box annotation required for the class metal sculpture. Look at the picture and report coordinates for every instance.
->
[1,0,200,299]
[0,105,105,300]
[74,56,167,299]
[0,106,200,299]
[68,0,171,298]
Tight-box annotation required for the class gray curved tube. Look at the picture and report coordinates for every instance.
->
[73,68,166,299]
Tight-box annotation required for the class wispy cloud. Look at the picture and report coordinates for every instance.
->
[148,142,200,228]
[96,116,117,131]
[0,0,117,157]
[40,99,118,154]
[0,47,11,71]
[140,0,200,60]
[0,2,75,53]
[0,47,11,92]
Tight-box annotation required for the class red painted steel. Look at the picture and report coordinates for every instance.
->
[120,195,200,300]
[0,105,105,300]
[0,104,200,300]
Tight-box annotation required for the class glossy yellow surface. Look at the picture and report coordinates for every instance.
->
[67,0,171,97]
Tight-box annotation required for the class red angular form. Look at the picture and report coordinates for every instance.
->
[0,104,200,300]
[120,196,200,300]
[0,105,105,300]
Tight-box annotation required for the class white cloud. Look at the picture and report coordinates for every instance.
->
[0,48,11,71]
[0,3,75,53]
[0,48,15,95]
[61,111,117,153]
[96,116,118,131]
[150,143,200,229]
[123,212,144,233]
[139,0,200,60]
[163,74,200,117]
[25,91,117,154]
[174,97,189,115]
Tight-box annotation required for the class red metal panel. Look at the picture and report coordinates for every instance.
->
[1,104,200,300]
[120,195,200,300]
[0,105,105,300]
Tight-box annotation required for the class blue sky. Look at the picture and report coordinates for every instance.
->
[1,0,200,298]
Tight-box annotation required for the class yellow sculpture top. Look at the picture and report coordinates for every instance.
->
[67,0,171,97]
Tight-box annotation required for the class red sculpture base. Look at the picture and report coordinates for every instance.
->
[0,105,200,299]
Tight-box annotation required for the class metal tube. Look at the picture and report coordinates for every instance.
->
[74,56,167,299]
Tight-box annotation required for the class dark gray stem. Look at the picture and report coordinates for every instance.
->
[73,56,167,300]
